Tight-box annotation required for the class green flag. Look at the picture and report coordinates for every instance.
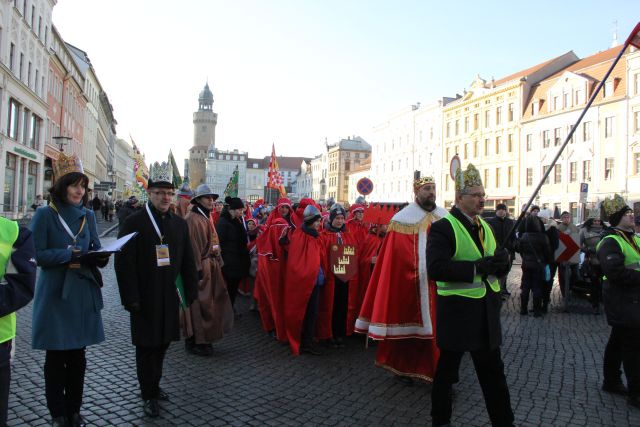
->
[168,150,183,188]
[224,166,239,197]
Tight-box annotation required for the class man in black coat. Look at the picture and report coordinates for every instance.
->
[427,164,513,427]
[117,196,139,234]
[486,203,515,296]
[597,195,640,407]
[216,197,250,309]
[115,170,198,418]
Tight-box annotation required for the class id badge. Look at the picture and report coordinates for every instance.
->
[68,245,81,269]
[156,244,171,267]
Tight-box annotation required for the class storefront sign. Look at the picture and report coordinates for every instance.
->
[14,147,37,160]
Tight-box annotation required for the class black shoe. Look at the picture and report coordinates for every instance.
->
[157,388,170,401]
[300,343,326,356]
[602,381,628,395]
[395,375,414,386]
[70,413,86,427]
[187,343,213,357]
[51,416,69,427]
[628,395,640,409]
[143,399,160,418]
[334,337,345,348]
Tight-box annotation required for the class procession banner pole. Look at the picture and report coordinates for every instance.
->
[501,22,640,248]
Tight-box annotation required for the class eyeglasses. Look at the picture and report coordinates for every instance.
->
[151,191,175,198]
[461,192,486,199]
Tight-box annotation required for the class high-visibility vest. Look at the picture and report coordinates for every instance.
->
[597,234,640,280]
[436,214,500,298]
[0,217,19,343]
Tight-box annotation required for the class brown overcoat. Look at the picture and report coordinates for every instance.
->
[182,207,234,343]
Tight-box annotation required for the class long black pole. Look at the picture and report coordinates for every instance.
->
[502,40,630,248]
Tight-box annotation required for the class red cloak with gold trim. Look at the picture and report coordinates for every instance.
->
[356,203,447,381]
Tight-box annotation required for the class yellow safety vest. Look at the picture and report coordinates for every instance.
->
[597,233,640,280]
[436,214,500,298]
[0,217,19,343]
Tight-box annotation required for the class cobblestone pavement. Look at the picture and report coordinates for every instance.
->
[8,222,640,425]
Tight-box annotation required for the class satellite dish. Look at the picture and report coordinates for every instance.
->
[450,155,461,181]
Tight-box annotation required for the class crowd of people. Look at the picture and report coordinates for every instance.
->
[0,151,638,426]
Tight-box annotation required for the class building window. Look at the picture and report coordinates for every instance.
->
[455,120,459,136]
[543,165,550,185]
[495,168,500,188]
[554,164,562,184]
[635,111,640,132]
[496,106,502,125]
[569,162,577,182]
[463,143,468,159]
[507,134,513,152]
[574,89,583,105]
[19,53,23,80]
[554,128,562,146]
[464,116,469,133]
[570,202,578,220]
[473,113,479,130]
[484,138,489,156]
[507,166,513,187]
[3,154,16,212]
[604,158,614,180]
[484,110,490,128]
[446,122,451,138]
[603,81,614,97]
[8,99,19,140]
[473,141,478,157]
[583,160,591,182]
[22,108,29,144]
[531,101,539,116]
[495,136,501,155]
[484,169,489,188]
[27,161,37,207]
[635,153,640,174]
[345,161,350,171]
[9,43,14,72]
[526,134,532,151]
[508,103,514,122]
[526,168,533,186]
[583,121,592,141]
[543,130,550,148]
[445,147,450,161]
[605,116,614,138]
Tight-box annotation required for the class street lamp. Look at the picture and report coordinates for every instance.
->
[52,135,72,152]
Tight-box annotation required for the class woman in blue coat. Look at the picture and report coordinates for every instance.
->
[29,160,110,427]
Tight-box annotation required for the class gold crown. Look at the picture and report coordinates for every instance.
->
[601,194,628,217]
[53,152,84,178]
[413,176,435,191]
[455,163,483,192]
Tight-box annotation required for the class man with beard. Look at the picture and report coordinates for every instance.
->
[427,164,513,427]
[356,175,447,384]
[115,162,198,418]
[183,184,233,357]
[486,203,515,297]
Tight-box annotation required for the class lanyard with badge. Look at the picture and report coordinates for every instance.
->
[51,203,86,269]
[146,203,171,267]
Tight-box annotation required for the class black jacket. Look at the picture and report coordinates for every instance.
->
[597,227,640,328]
[516,232,553,270]
[117,203,137,233]
[486,215,516,254]
[114,203,198,346]
[216,210,250,280]
[0,226,36,319]
[427,206,504,352]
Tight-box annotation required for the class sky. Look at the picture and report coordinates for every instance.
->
[52,0,640,174]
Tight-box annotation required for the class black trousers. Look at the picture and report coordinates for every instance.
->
[0,341,11,426]
[136,343,170,400]
[301,285,320,346]
[604,326,640,396]
[224,275,241,307]
[432,348,514,427]
[44,348,87,418]
[588,264,602,307]
[332,278,349,339]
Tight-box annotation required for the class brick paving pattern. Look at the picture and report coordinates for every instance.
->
[8,219,640,425]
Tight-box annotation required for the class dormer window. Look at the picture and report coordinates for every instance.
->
[604,81,613,97]
[531,100,539,116]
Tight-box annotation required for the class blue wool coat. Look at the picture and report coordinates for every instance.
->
[29,202,105,350]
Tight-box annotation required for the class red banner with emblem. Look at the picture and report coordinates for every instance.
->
[330,244,358,281]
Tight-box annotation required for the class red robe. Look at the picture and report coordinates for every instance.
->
[282,228,326,355]
[253,219,289,339]
[319,227,360,338]
[356,203,448,382]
